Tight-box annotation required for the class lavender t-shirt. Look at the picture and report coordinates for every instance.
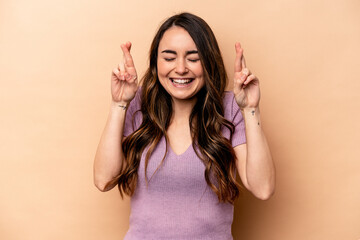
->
[123,89,246,240]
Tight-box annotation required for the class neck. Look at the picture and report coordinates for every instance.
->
[171,97,197,125]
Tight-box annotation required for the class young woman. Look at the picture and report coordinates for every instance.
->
[94,12,275,240]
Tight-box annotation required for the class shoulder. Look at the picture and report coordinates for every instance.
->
[222,90,235,105]
[222,91,247,146]
[124,86,143,134]
[222,90,239,120]
[128,86,143,113]
[126,87,142,123]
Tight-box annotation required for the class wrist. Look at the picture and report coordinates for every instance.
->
[110,101,129,110]
[241,106,262,127]
[240,106,260,114]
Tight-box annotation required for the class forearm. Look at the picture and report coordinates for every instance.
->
[241,107,275,199]
[93,101,127,191]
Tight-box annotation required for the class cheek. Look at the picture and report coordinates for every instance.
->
[156,63,167,87]
[157,61,169,77]
[194,63,204,76]
[196,66,205,86]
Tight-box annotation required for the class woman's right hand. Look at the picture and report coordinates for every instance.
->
[111,42,138,105]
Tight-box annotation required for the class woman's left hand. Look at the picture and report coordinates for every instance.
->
[233,42,261,110]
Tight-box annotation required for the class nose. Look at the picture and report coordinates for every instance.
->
[175,59,188,74]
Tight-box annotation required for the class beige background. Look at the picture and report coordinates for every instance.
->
[1,0,359,239]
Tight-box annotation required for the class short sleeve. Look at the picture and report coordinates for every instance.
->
[222,91,247,147]
[123,88,142,137]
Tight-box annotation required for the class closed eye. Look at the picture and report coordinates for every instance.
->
[188,59,200,63]
[164,58,175,62]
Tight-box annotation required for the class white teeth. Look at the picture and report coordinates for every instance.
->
[171,78,193,84]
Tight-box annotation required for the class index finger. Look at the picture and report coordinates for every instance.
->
[120,42,135,70]
[234,42,243,73]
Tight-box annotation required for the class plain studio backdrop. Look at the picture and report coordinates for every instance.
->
[0,0,359,239]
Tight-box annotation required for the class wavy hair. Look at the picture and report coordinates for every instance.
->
[111,12,242,204]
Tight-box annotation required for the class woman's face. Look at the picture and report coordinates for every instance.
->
[157,26,205,102]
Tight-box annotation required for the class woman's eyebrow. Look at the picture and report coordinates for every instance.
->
[160,50,199,55]
[161,50,176,54]
[186,50,198,55]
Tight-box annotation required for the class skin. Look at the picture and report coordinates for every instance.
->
[95,27,275,200]
[156,26,205,155]
[157,26,205,105]
[233,42,275,200]
[110,42,138,106]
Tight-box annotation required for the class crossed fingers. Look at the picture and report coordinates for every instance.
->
[120,42,135,70]
[112,42,137,83]
[234,42,257,88]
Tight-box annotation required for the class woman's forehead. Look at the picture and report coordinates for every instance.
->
[158,26,198,52]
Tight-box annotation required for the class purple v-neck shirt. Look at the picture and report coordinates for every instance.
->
[123,89,246,240]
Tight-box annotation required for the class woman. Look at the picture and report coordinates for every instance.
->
[94,12,275,240]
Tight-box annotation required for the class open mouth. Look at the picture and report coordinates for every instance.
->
[170,78,195,86]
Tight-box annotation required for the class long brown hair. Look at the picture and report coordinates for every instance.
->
[112,12,242,204]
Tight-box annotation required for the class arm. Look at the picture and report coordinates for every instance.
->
[93,42,138,192]
[93,103,128,192]
[234,108,275,200]
[233,42,276,200]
